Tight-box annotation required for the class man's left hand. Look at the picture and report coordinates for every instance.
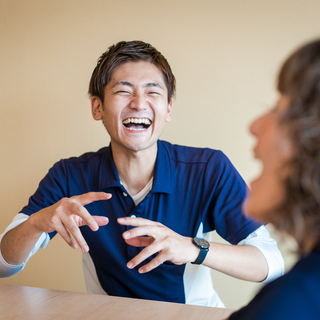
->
[117,217,199,273]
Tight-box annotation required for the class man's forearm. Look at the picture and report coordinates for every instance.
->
[203,242,268,282]
[1,216,43,265]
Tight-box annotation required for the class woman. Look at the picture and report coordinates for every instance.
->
[228,39,320,319]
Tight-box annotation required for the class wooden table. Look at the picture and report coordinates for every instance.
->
[0,283,233,319]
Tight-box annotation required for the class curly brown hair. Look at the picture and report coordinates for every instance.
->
[88,40,176,104]
[274,39,320,254]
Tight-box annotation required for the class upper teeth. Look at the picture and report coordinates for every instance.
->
[123,118,151,125]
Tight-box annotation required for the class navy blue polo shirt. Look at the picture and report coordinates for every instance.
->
[21,140,261,303]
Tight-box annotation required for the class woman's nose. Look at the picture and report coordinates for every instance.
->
[249,114,263,137]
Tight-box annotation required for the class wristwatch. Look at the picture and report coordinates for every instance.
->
[191,237,210,265]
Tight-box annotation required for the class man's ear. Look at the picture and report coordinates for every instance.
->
[91,96,103,120]
[165,98,173,122]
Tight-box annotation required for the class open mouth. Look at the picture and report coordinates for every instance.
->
[122,118,152,131]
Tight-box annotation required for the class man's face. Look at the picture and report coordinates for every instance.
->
[92,61,172,154]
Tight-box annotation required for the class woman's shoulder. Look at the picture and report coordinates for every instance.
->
[229,251,320,320]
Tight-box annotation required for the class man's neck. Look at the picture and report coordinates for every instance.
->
[111,142,157,196]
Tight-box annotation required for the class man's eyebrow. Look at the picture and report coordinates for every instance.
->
[111,81,133,88]
[144,82,164,90]
[111,81,164,90]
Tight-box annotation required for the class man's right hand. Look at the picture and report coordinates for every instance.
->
[30,192,112,252]
[1,192,111,266]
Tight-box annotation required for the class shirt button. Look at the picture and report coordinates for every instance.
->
[130,215,137,218]
[123,192,127,197]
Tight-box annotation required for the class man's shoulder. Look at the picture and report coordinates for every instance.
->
[60,147,109,165]
[49,147,110,176]
[159,140,227,164]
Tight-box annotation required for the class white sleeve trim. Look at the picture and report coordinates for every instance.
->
[82,252,107,295]
[184,223,225,307]
[0,213,50,278]
[237,225,285,283]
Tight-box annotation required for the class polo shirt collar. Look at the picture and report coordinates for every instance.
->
[99,145,122,190]
[98,140,173,194]
[152,140,173,194]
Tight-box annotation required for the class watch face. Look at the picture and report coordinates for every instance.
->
[194,237,210,249]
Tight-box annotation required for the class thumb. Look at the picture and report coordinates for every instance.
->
[93,216,109,227]
[76,216,109,228]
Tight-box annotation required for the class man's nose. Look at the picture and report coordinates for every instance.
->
[129,94,148,110]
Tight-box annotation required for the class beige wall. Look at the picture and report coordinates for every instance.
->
[0,0,319,309]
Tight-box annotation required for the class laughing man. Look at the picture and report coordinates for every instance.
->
[0,40,284,307]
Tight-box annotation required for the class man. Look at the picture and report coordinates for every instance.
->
[0,41,284,307]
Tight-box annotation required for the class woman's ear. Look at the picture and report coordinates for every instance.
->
[91,96,103,120]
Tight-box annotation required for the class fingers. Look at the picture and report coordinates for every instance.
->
[93,216,109,227]
[63,200,100,232]
[118,218,192,273]
[54,220,79,250]
[57,224,89,253]
[136,254,165,274]
[56,207,91,252]
[119,220,177,273]
[118,217,162,227]
[122,224,166,241]
[124,236,153,247]
[73,192,112,206]
[74,214,109,229]
[127,241,165,273]
[35,192,112,252]
[67,192,112,231]
[64,219,90,252]
[58,199,109,251]
[55,214,109,253]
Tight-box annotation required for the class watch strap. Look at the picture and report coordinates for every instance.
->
[191,247,209,265]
